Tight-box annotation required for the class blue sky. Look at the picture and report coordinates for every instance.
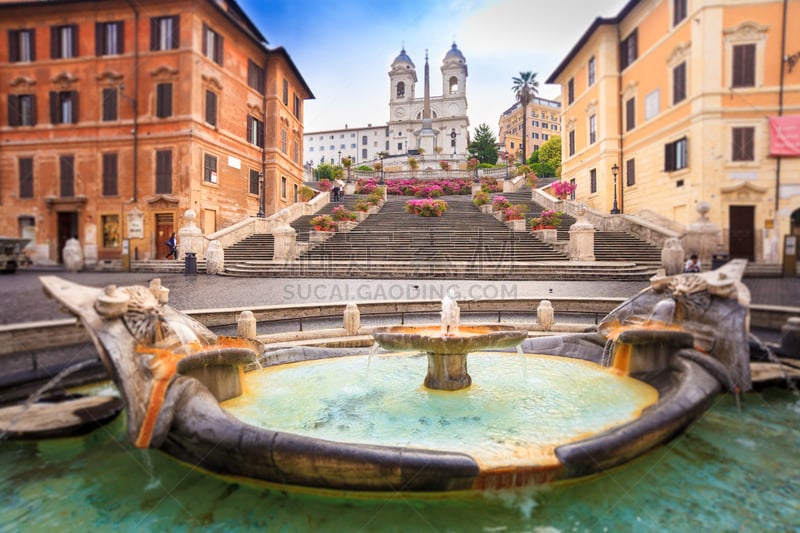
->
[240,0,627,135]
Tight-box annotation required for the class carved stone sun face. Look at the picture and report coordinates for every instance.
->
[121,286,168,345]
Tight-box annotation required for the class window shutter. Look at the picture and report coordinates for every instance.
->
[247,116,253,143]
[258,121,264,147]
[117,22,124,55]
[9,30,19,62]
[71,24,78,57]
[665,143,674,171]
[202,23,208,56]
[164,84,172,116]
[216,34,223,66]
[49,91,58,123]
[71,91,79,123]
[19,158,34,198]
[150,18,158,50]
[30,94,37,125]
[205,91,216,126]
[626,158,635,186]
[50,26,59,58]
[96,23,103,55]
[171,16,180,49]
[8,95,19,127]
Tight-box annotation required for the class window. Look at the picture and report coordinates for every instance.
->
[449,76,458,94]
[249,169,260,195]
[645,89,660,120]
[151,15,179,51]
[202,23,223,65]
[155,150,172,194]
[626,158,636,186]
[96,21,123,56]
[156,83,172,118]
[673,0,687,26]
[732,127,755,161]
[204,154,218,183]
[102,87,118,121]
[732,44,756,88]
[247,59,265,94]
[101,214,120,248]
[673,62,686,104]
[281,176,287,198]
[625,97,636,131]
[542,134,549,141]
[293,94,301,119]
[664,137,688,171]
[362,148,367,159]
[281,129,288,153]
[567,78,574,105]
[293,140,299,163]
[590,168,597,193]
[102,153,118,196]
[532,133,539,139]
[19,158,34,199]
[552,124,558,131]
[7,94,36,126]
[247,116,264,147]
[568,129,575,156]
[8,29,35,62]
[396,82,405,98]
[282,79,289,106]
[205,90,217,126]
[397,142,402,151]
[620,29,638,70]
[51,24,78,59]
[532,120,539,127]
[49,91,78,124]
[59,155,74,197]
[589,114,597,144]
[293,183,299,203]
[588,56,596,86]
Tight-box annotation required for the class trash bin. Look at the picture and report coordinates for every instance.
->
[184,251,197,275]
[711,253,729,270]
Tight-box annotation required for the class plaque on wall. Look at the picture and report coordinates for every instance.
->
[127,208,144,239]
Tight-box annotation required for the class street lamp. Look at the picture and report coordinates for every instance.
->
[610,163,620,214]
[338,150,341,166]
[378,152,386,184]
[257,172,265,218]
[504,152,510,181]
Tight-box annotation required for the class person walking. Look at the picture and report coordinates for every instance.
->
[166,233,178,260]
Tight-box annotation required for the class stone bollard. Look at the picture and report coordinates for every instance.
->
[343,303,361,336]
[62,237,84,272]
[537,300,555,331]
[205,240,224,274]
[237,310,257,340]
[568,204,596,261]
[661,237,685,276]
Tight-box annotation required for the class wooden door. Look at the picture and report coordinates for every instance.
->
[57,211,78,263]
[729,205,755,261]
[155,213,174,260]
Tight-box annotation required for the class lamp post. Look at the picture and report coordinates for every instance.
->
[504,152,510,181]
[610,163,620,214]
[379,152,385,184]
[257,172,265,218]
[338,150,341,166]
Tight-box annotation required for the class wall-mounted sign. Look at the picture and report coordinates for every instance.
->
[127,208,144,239]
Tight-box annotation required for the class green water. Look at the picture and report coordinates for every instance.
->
[1,389,798,531]
[223,353,657,468]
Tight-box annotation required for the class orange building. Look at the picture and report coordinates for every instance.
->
[547,0,800,264]
[0,0,312,264]
[497,96,561,160]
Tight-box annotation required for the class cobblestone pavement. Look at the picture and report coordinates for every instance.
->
[1,268,798,325]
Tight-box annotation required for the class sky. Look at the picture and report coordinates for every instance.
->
[240,0,628,136]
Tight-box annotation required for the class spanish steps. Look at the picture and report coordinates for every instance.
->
[220,189,663,280]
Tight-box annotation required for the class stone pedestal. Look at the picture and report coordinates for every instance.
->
[537,300,555,331]
[532,228,558,244]
[471,183,482,196]
[337,221,357,232]
[309,230,334,244]
[63,238,84,272]
[479,204,492,215]
[273,227,297,262]
[506,219,526,232]
[661,237,685,276]
[205,240,224,274]
[237,310,257,339]
[178,209,204,261]
[343,303,361,336]
[567,205,596,261]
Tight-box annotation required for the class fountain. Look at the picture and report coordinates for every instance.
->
[32,260,755,493]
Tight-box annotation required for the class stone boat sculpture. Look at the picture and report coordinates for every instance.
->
[39,260,751,492]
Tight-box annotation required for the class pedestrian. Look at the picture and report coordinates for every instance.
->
[166,232,178,260]
[684,254,701,273]
[332,186,340,202]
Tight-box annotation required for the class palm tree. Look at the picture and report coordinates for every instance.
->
[511,71,539,163]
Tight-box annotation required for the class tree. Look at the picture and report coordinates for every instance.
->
[537,135,562,177]
[467,123,499,164]
[511,71,539,163]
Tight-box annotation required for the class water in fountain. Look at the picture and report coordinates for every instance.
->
[440,290,460,336]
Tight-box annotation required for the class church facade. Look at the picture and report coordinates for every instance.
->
[303,43,471,168]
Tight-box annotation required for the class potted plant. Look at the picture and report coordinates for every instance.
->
[404,198,448,217]
[551,180,576,199]
[310,214,335,232]
[539,209,563,228]
[491,195,511,212]
[472,191,490,208]
[439,160,451,171]
[332,205,357,222]
[317,179,333,192]
[298,185,315,202]
[502,204,528,221]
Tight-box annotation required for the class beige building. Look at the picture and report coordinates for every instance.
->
[497,96,561,159]
[547,0,800,264]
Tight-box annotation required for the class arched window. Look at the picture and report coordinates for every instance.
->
[397,82,405,98]
[449,76,458,94]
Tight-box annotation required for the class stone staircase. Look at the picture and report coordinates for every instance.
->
[222,194,659,280]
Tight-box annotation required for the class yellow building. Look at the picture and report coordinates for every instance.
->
[497,96,561,160]
[547,0,800,264]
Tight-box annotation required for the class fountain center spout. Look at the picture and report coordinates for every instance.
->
[440,292,460,337]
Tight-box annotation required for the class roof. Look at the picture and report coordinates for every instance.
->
[267,46,315,100]
[545,0,642,84]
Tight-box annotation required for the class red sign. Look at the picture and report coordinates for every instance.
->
[769,115,800,156]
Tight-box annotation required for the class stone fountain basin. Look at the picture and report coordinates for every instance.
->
[372,325,529,355]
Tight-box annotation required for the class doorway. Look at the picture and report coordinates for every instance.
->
[729,205,755,261]
[57,211,78,263]
[155,213,175,260]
